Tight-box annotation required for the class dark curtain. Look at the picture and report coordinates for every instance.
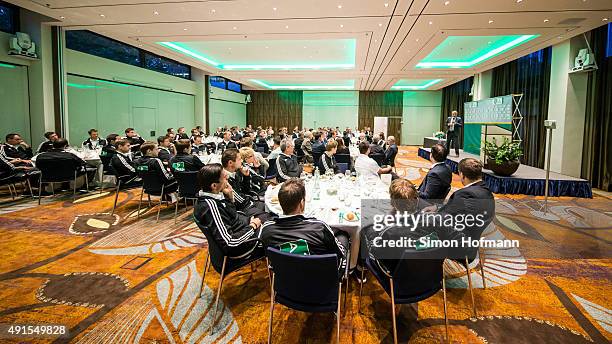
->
[246,91,303,129]
[440,77,473,149]
[358,91,403,130]
[491,48,552,168]
[582,23,612,191]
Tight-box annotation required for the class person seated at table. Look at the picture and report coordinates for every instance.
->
[231,127,243,142]
[191,135,206,155]
[170,140,204,173]
[354,141,396,180]
[335,137,350,155]
[241,138,269,172]
[0,151,40,184]
[110,140,141,186]
[375,132,387,150]
[157,136,175,164]
[258,178,348,269]
[276,139,303,183]
[311,131,326,157]
[361,178,446,273]
[36,138,89,188]
[82,129,106,150]
[1,133,34,164]
[222,148,269,217]
[136,142,178,194]
[301,131,314,163]
[166,128,175,136]
[368,141,384,156]
[239,147,267,196]
[194,164,264,258]
[190,128,200,142]
[267,137,282,161]
[216,132,237,152]
[36,131,58,154]
[320,140,339,175]
[176,127,189,141]
[124,128,144,153]
[384,136,399,167]
[418,144,451,203]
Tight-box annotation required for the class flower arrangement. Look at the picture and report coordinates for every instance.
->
[434,131,446,139]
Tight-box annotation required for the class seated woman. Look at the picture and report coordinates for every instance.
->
[170,139,204,173]
[136,142,178,195]
[335,137,350,155]
[319,139,339,174]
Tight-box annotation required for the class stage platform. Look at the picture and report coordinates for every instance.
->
[418,147,593,198]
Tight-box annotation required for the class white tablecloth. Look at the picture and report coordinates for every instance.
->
[349,146,359,158]
[197,154,222,165]
[204,136,222,144]
[264,175,390,268]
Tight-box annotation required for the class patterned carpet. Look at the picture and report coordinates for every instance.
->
[0,146,610,343]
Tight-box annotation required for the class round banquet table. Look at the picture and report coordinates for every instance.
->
[264,175,390,269]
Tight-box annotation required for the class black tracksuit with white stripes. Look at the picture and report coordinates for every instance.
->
[276,153,302,183]
[319,153,339,174]
[111,152,139,181]
[193,193,261,258]
[135,156,178,192]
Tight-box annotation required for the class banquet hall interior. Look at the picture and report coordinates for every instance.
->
[0,0,611,343]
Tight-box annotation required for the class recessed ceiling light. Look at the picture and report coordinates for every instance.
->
[285,25,289,29]
[340,24,344,28]
[416,38,419,42]
[429,21,433,25]
[558,36,563,39]
[183,28,188,31]
[337,4,342,9]
[99,14,105,17]
[543,19,549,22]
[444,1,450,5]
[378,23,383,27]
[488,20,494,24]
[211,9,216,13]
[154,11,159,15]
[60,16,65,19]
[265,46,269,49]
[384,3,389,7]
[233,26,237,30]
[516,0,522,3]
[303,46,307,48]
[273,7,277,11]
[603,18,609,21]
[374,39,378,43]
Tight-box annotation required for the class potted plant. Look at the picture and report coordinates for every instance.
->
[433,131,446,140]
[483,137,523,176]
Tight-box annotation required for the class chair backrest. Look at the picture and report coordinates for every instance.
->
[175,171,199,198]
[256,141,269,154]
[370,153,385,167]
[391,248,445,300]
[266,158,277,179]
[140,170,166,195]
[266,247,340,308]
[36,156,79,182]
[197,225,227,273]
[100,153,114,173]
[312,153,323,168]
[335,154,351,164]
[256,146,265,153]
[337,163,349,174]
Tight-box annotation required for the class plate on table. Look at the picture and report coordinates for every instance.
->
[343,211,360,222]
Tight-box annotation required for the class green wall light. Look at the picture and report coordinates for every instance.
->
[416,35,538,69]
[159,42,221,67]
[0,63,16,69]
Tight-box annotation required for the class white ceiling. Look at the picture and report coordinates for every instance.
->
[8,0,612,90]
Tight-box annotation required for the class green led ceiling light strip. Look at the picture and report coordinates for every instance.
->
[416,35,538,69]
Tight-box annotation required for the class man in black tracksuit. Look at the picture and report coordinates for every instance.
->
[258,178,348,272]
[124,128,145,154]
[276,139,302,183]
[110,140,141,186]
[193,164,265,258]
[170,140,204,173]
[136,142,178,194]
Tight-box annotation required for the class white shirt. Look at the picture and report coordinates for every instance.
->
[354,154,380,179]
[431,162,446,169]
[199,191,224,200]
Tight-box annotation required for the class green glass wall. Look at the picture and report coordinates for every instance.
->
[0,63,30,143]
[67,74,195,143]
[302,91,359,129]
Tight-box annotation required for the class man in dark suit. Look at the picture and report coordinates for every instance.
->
[425,158,495,259]
[418,144,451,203]
[445,110,463,157]
[384,136,399,167]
